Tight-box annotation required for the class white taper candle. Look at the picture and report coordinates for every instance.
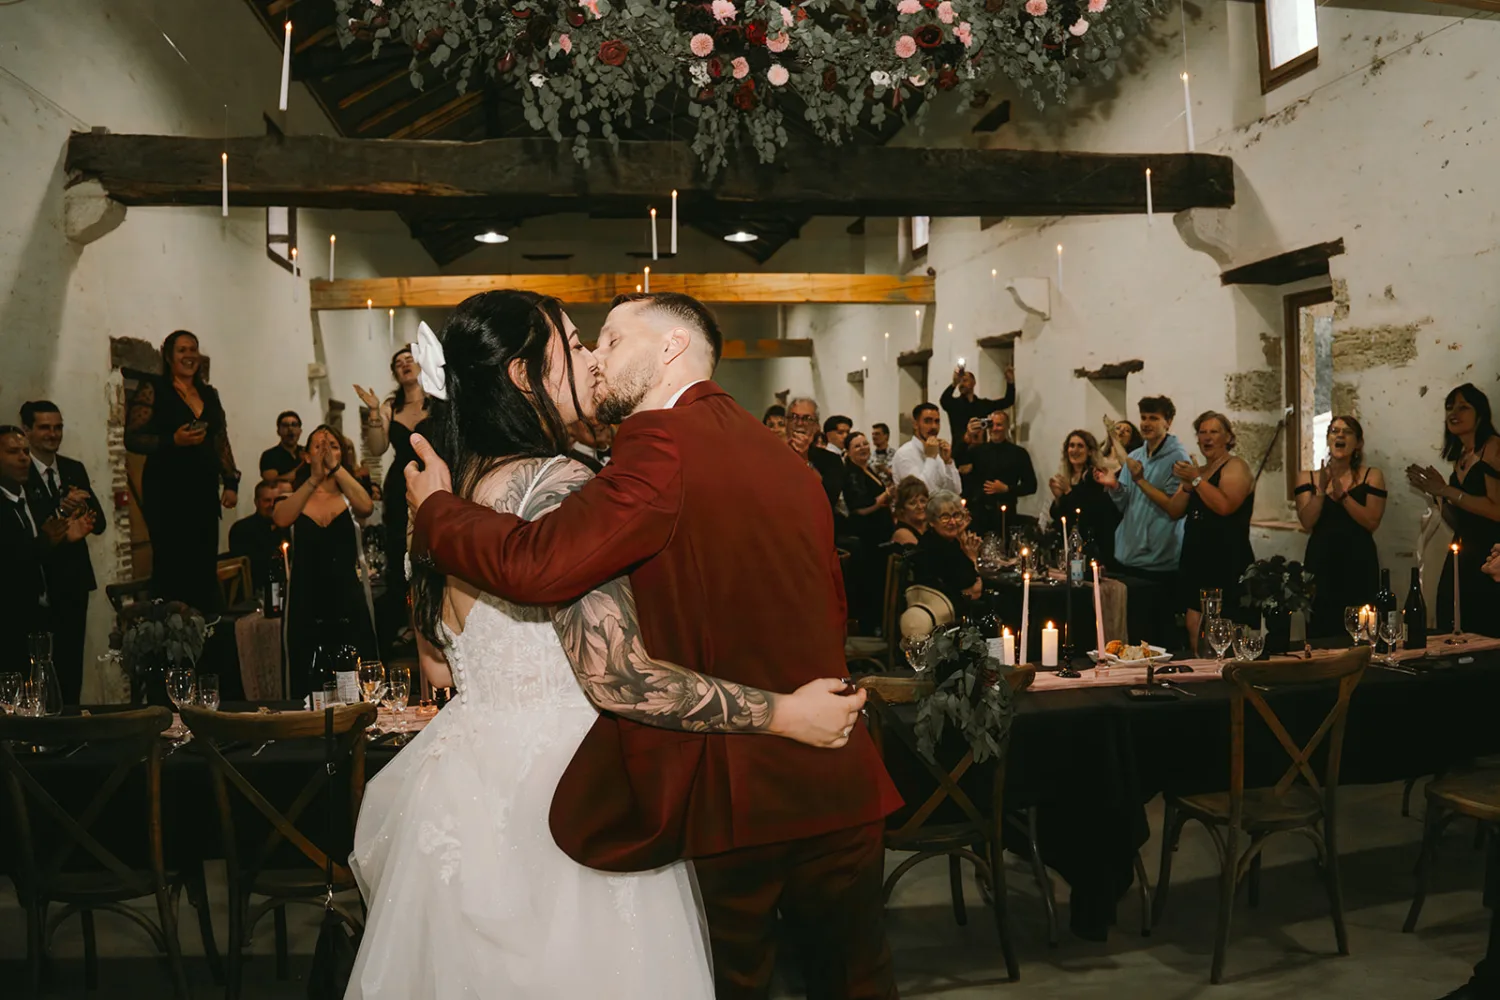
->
[670,190,678,255]
[1181,72,1196,151]
[279,21,293,112]
[221,152,229,217]
[328,234,336,281]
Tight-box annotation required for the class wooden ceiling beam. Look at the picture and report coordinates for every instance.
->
[389,91,485,140]
[337,67,411,109]
[67,133,1235,218]
[308,273,937,310]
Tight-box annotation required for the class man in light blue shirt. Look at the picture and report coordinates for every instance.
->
[1097,395,1187,646]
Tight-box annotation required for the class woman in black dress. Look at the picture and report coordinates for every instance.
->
[1408,384,1500,637]
[272,426,377,700]
[1167,411,1256,654]
[1296,416,1387,638]
[1047,429,1122,567]
[355,347,439,639]
[909,489,984,615]
[842,432,895,632]
[125,331,241,611]
[888,476,930,550]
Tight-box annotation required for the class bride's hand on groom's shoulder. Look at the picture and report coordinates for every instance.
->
[769,678,867,749]
[405,433,453,517]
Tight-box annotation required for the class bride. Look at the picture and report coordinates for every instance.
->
[346,290,860,999]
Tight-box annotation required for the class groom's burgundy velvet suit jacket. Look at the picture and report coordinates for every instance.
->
[411,381,901,871]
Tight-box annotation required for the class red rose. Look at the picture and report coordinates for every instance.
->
[821,66,838,91]
[795,5,808,19]
[914,24,943,48]
[708,57,723,78]
[733,79,758,110]
[598,39,629,65]
[695,86,717,103]
[566,8,586,26]
[936,67,958,90]
[511,5,532,18]
[922,0,939,7]
[496,51,517,73]
[746,22,767,45]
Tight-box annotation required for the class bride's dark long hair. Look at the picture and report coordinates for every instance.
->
[411,289,582,649]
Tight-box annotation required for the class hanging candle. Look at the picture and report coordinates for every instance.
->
[650,208,659,261]
[1055,244,1064,293]
[643,266,651,294]
[328,234,337,281]
[1181,72,1196,151]
[670,190,678,255]
[220,152,229,217]
[279,21,293,112]
[388,308,395,346]
[1145,168,1154,223]
[290,247,299,302]
[366,298,373,340]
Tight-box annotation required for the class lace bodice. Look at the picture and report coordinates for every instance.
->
[438,456,594,717]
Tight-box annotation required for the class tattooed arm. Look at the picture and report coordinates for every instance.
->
[517,458,864,746]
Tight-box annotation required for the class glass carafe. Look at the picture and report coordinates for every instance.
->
[27,633,63,716]
[1195,588,1223,660]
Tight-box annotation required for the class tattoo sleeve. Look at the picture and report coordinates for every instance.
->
[518,458,780,734]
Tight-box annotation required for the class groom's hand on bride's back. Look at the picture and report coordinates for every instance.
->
[770,678,867,749]
[405,434,453,518]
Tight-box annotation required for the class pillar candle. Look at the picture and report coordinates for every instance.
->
[670,190,678,255]
[328,234,336,281]
[1452,542,1462,635]
[1001,627,1015,666]
[1019,571,1031,665]
[1092,560,1106,654]
[220,152,228,217]
[650,208,658,261]
[1041,621,1059,668]
[279,21,293,112]
[1181,72,1196,151]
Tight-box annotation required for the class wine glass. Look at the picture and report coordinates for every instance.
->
[165,665,196,712]
[195,674,220,712]
[1378,612,1403,665]
[1233,625,1265,662]
[359,660,387,704]
[1207,617,1235,664]
[1344,606,1368,646]
[0,673,21,715]
[900,635,931,672]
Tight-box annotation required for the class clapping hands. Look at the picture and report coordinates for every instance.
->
[1406,463,1447,498]
[1172,457,1202,484]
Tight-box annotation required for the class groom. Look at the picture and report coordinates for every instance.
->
[407,292,901,999]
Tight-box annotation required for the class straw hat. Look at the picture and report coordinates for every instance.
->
[900,585,955,640]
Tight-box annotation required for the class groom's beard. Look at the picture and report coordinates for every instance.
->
[594,358,654,425]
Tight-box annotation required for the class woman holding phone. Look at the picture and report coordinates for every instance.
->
[125,330,241,610]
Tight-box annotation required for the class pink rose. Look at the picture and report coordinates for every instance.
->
[1024,0,1047,14]
[894,34,917,58]
[956,20,973,46]
[780,4,794,25]
[1087,0,1108,11]
[690,32,714,56]
[558,32,572,53]
[936,1,955,23]
[767,64,789,86]
[581,0,600,15]
[1069,17,1088,34]
[712,0,737,23]
[731,56,750,79]
[766,31,789,52]
[897,0,922,12]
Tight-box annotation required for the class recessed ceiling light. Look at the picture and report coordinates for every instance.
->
[723,230,758,243]
[473,231,509,244]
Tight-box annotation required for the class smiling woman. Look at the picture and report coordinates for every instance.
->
[1295,416,1387,638]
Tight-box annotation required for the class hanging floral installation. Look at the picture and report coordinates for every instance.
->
[336,0,1160,174]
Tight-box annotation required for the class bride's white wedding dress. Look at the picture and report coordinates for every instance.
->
[346,459,714,999]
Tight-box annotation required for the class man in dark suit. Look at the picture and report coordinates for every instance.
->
[408,293,901,999]
[228,480,289,596]
[21,402,106,704]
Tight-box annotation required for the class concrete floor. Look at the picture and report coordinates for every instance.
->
[0,781,1486,998]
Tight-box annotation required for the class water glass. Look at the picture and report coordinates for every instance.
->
[195,674,220,711]
[1233,625,1265,662]
[1207,617,1235,663]
[0,672,22,714]
[385,669,411,713]
[1344,606,1367,646]
[359,660,387,704]
[165,665,196,711]
[17,679,43,717]
[1378,612,1404,665]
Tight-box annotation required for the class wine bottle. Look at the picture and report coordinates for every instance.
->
[1068,522,1086,584]
[265,540,286,619]
[1403,566,1428,650]
[1374,568,1396,653]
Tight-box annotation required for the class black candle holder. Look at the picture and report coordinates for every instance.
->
[1057,569,1081,677]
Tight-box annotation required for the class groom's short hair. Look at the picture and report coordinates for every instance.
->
[610,292,724,369]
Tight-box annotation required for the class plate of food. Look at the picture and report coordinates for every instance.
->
[1088,640,1174,665]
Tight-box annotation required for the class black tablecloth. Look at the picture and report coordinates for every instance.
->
[978,574,1098,664]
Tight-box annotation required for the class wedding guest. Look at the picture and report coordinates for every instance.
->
[1099,418,1144,473]
[955,417,987,490]
[1095,396,1188,645]
[21,401,106,704]
[889,476,930,549]
[786,398,845,517]
[124,330,240,611]
[762,405,787,439]
[355,348,439,642]
[1408,383,1500,637]
[892,402,961,496]
[273,425,377,699]
[822,415,852,456]
[228,480,290,595]
[940,363,1015,433]
[259,410,305,484]
[870,423,896,483]
[843,432,894,632]
[909,489,984,612]
[1165,411,1256,653]
[965,410,1037,534]
[1295,416,1386,638]
[1049,429,1121,567]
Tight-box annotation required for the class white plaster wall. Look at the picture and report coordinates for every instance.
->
[0,1,435,691]
[784,1,1500,598]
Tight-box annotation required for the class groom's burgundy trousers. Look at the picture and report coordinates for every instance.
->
[414,380,903,997]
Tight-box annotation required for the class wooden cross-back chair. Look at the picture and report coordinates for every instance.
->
[215,556,253,610]
[179,703,377,999]
[858,665,1035,983]
[845,553,906,675]
[0,707,192,999]
[1153,646,1370,984]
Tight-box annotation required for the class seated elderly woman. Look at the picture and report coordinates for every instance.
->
[889,476,930,549]
[908,489,984,612]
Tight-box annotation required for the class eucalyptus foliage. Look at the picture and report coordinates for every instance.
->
[913,624,1016,765]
